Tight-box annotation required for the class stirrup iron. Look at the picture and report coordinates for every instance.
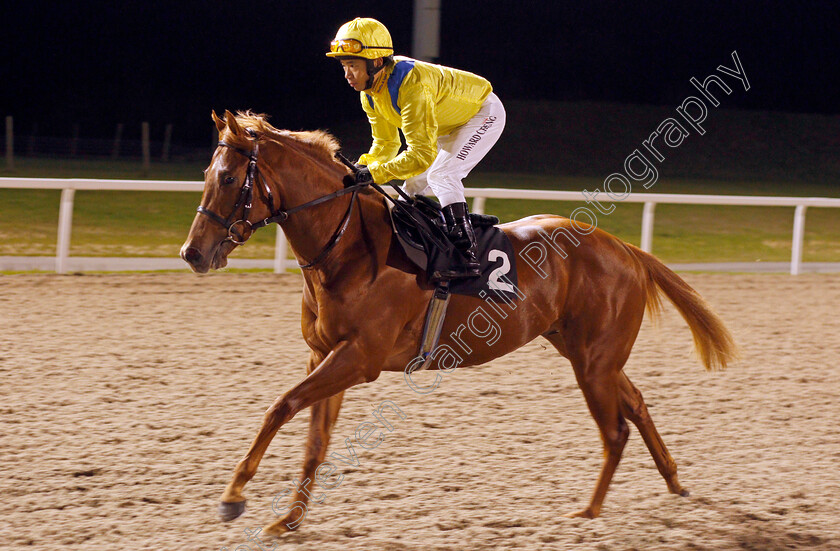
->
[414,283,451,371]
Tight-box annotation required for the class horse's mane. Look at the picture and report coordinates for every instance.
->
[222,110,341,165]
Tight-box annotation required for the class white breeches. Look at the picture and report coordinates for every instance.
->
[403,92,506,206]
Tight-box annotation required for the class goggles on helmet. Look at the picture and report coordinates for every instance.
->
[329,38,390,55]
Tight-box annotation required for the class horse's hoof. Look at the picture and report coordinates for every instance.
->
[263,520,293,537]
[219,499,247,521]
[564,507,598,519]
[667,480,690,497]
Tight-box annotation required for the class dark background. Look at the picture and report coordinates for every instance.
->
[2,0,839,176]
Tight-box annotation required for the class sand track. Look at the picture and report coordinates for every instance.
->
[1,273,839,550]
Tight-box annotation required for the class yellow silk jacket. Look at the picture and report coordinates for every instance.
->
[358,56,493,183]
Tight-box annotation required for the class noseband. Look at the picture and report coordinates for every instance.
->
[196,134,367,268]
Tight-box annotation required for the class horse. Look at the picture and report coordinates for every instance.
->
[180,110,736,537]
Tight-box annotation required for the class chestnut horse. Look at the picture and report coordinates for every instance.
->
[181,110,736,536]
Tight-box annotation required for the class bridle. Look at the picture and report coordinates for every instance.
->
[196,134,367,269]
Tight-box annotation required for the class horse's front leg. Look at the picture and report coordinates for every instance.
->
[266,350,346,534]
[219,340,377,521]
[262,390,345,535]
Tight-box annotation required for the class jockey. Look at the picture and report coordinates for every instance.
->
[326,17,506,279]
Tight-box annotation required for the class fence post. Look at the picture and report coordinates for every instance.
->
[112,123,123,159]
[141,122,150,175]
[57,188,76,274]
[471,196,486,215]
[641,202,656,252]
[790,205,808,275]
[5,116,13,170]
[274,225,288,273]
[161,123,173,161]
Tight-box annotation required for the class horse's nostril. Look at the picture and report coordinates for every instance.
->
[182,247,202,265]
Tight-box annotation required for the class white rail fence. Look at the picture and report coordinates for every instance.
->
[1,177,839,275]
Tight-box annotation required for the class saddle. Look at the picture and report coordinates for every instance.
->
[386,195,520,370]
[388,195,519,296]
[388,195,498,280]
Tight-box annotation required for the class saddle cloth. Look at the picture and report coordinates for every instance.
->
[386,196,520,302]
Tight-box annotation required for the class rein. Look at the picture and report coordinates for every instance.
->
[197,138,368,269]
[335,152,452,252]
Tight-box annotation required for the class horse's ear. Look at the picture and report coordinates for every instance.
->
[211,110,226,134]
[225,110,243,136]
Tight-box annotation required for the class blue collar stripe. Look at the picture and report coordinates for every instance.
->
[387,60,415,114]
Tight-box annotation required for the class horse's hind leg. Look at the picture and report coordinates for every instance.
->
[544,332,631,519]
[567,362,630,518]
[618,372,688,497]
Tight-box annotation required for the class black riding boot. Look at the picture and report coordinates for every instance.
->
[442,202,481,278]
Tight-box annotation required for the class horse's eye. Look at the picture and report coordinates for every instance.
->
[224,176,236,185]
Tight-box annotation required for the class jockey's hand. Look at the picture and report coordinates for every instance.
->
[354,166,374,185]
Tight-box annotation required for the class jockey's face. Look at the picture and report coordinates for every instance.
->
[339,58,383,92]
[340,59,369,91]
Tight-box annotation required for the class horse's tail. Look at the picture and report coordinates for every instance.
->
[629,244,737,371]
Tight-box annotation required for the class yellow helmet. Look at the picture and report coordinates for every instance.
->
[326,17,393,60]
